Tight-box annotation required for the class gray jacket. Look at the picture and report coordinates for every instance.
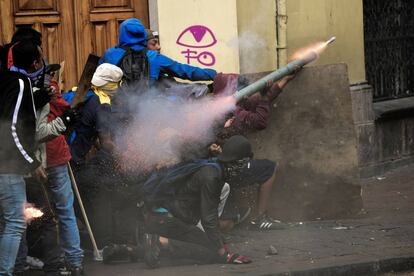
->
[35,103,66,167]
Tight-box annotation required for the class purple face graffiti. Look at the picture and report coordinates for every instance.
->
[176,25,217,66]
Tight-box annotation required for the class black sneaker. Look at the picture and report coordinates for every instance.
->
[250,213,286,230]
[103,244,140,264]
[68,267,85,276]
[143,233,161,268]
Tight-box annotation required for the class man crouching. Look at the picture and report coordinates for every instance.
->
[140,135,264,267]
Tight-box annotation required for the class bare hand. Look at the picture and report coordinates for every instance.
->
[224,117,235,128]
[47,86,57,100]
[33,166,48,183]
[209,143,222,154]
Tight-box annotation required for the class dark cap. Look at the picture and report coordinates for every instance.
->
[145,29,159,41]
[218,135,253,162]
[45,63,61,74]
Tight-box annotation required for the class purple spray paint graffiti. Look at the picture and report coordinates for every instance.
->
[176,25,217,66]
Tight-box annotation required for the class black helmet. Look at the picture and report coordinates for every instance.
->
[218,135,253,162]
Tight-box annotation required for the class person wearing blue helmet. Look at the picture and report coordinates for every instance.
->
[100,18,217,87]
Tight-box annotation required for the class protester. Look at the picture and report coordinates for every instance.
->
[13,60,83,276]
[215,73,297,138]
[206,71,300,231]
[69,63,131,252]
[14,177,62,276]
[100,18,216,87]
[143,29,210,99]
[0,27,42,72]
[38,65,85,275]
[0,40,47,276]
[0,27,52,110]
[141,137,257,267]
[145,29,160,53]
[70,63,123,167]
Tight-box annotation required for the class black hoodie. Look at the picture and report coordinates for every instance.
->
[0,70,40,174]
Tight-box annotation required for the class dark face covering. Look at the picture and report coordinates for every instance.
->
[222,158,251,184]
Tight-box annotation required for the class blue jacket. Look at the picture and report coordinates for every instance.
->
[100,18,217,86]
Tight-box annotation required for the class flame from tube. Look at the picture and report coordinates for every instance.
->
[24,206,44,222]
[290,39,333,61]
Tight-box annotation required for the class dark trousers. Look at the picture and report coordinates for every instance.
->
[74,151,142,249]
[144,213,223,264]
[15,179,62,275]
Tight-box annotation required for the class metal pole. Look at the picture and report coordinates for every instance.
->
[67,163,103,261]
[234,53,316,102]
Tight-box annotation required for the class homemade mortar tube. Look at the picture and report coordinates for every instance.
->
[233,37,336,102]
[233,52,317,102]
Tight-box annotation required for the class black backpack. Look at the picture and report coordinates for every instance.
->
[116,47,149,87]
[143,159,223,206]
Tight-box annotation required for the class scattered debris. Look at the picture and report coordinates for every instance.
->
[333,226,353,230]
[310,258,315,264]
[268,245,278,255]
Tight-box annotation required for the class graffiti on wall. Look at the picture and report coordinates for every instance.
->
[176,25,217,66]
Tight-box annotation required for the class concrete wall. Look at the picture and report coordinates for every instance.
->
[247,64,362,220]
[155,0,278,75]
[286,0,366,84]
[155,0,366,84]
[236,0,278,74]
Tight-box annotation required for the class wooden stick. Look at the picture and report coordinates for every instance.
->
[67,163,103,261]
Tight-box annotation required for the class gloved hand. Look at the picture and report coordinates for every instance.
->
[226,253,252,264]
[60,108,81,127]
[33,87,52,110]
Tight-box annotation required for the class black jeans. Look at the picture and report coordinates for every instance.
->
[144,213,224,264]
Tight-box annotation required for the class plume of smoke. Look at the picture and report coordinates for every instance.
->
[114,87,236,172]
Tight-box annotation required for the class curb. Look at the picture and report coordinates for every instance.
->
[270,257,414,276]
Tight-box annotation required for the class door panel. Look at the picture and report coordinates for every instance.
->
[0,0,148,90]
[75,0,149,75]
[14,0,58,13]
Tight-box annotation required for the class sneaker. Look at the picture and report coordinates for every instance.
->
[250,213,286,230]
[143,233,161,268]
[102,244,140,264]
[26,256,44,270]
[68,266,85,276]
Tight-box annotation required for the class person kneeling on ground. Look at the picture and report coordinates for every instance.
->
[140,136,277,267]
[213,136,282,231]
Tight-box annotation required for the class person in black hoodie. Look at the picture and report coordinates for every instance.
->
[0,27,51,110]
[0,40,47,276]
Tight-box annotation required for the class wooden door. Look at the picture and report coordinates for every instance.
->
[74,0,149,77]
[0,0,78,89]
[0,0,149,90]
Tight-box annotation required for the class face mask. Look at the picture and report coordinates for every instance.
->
[223,158,250,183]
[10,61,45,87]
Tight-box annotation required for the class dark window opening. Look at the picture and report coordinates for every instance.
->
[363,0,414,102]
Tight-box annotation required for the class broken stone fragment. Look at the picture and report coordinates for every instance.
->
[268,245,278,255]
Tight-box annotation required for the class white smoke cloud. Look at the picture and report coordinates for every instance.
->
[113,88,236,172]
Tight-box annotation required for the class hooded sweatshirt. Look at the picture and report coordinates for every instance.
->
[100,18,217,85]
[0,71,40,174]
